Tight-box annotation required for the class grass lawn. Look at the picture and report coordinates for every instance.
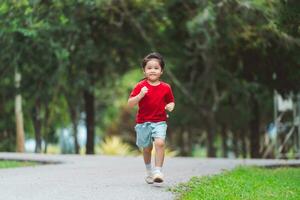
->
[170,166,300,200]
[0,160,36,169]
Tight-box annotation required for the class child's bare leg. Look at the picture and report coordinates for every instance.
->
[143,146,154,184]
[152,138,165,182]
[154,138,165,167]
[143,146,153,164]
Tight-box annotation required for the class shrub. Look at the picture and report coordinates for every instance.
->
[98,136,138,156]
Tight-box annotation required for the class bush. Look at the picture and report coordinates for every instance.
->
[98,136,139,156]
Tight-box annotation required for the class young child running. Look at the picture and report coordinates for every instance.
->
[128,52,175,184]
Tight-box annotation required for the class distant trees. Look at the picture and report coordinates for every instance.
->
[0,0,299,157]
[162,0,300,157]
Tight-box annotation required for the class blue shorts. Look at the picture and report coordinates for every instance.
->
[134,122,167,148]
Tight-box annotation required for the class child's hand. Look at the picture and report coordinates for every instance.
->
[139,86,148,98]
[165,102,175,112]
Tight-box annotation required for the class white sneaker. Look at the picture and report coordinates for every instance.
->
[145,172,154,184]
[153,171,164,183]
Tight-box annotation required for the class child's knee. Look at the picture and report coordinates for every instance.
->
[154,138,165,148]
[143,146,153,153]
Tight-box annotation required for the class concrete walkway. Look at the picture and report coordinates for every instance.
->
[0,152,299,200]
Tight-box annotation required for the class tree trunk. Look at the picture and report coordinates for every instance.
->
[15,71,25,152]
[241,129,248,158]
[181,129,192,156]
[220,124,228,157]
[166,125,176,150]
[233,130,240,158]
[43,105,49,154]
[206,112,216,157]
[249,93,261,158]
[33,99,42,153]
[174,127,184,155]
[69,104,80,154]
[84,90,95,154]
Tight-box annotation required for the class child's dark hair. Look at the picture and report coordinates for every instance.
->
[142,52,165,70]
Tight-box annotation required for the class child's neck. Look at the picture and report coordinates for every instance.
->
[146,79,160,86]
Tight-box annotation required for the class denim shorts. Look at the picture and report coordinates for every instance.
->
[134,121,167,148]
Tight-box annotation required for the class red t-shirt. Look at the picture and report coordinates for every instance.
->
[130,79,175,123]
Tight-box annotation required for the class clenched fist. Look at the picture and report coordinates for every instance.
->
[165,102,175,112]
[139,86,148,98]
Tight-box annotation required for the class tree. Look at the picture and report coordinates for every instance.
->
[15,69,25,152]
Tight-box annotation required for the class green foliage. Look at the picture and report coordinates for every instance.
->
[100,69,141,129]
[0,0,299,156]
[171,166,300,200]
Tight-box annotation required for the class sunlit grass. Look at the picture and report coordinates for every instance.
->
[0,160,36,169]
[170,166,300,200]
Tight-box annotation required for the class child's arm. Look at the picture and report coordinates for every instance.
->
[165,84,175,112]
[165,102,175,112]
[128,86,148,108]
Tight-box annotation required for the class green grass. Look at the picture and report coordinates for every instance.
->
[170,166,300,200]
[0,160,36,169]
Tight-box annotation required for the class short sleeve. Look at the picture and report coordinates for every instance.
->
[165,84,175,104]
[129,83,142,98]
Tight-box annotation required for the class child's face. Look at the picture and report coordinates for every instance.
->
[143,59,163,82]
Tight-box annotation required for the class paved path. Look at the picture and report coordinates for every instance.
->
[0,153,299,200]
